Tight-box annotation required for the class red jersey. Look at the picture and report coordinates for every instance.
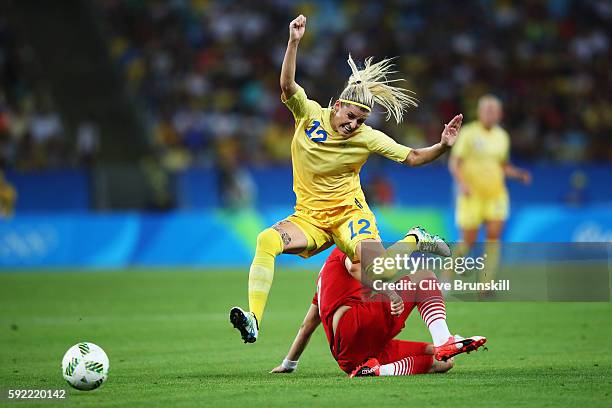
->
[310,249,430,373]
[312,247,366,347]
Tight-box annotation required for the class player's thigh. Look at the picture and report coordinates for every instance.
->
[270,219,309,254]
[280,214,333,256]
[334,209,382,261]
[353,238,386,269]
[334,304,390,372]
[456,194,483,231]
[333,308,371,373]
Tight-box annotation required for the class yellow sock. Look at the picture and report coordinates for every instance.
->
[401,235,418,246]
[248,228,283,324]
[482,239,500,283]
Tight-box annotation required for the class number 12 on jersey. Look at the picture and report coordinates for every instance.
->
[349,218,372,239]
[305,120,328,143]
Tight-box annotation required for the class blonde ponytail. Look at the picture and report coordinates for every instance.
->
[338,55,418,124]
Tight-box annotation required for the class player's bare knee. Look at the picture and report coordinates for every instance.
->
[358,239,396,279]
[355,239,384,262]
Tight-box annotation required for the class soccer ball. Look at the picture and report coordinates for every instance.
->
[61,342,109,391]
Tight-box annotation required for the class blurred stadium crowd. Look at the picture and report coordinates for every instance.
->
[0,18,99,170]
[0,19,64,170]
[98,0,611,167]
[1,0,611,172]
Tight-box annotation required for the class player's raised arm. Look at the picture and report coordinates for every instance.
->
[270,303,320,373]
[280,15,306,101]
[404,114,463,167]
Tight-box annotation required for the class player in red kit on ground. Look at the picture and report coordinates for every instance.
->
[271,247,487,377]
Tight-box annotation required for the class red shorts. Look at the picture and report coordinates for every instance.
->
[332,295,430,373]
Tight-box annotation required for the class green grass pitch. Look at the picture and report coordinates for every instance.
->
[1,269,611,407]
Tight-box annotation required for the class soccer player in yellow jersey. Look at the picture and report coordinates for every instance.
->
[230,15,464,343]
[448,95,531,289]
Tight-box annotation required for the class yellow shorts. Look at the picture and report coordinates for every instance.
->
[456,192,509,230]
[286,199,381,261]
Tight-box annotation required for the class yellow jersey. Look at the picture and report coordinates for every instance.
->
[451,121,510,198]
[283,86,411,210]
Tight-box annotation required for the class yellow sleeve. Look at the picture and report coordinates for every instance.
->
[451,126,471,159]
[367,130,412,163]
[281,85,322,121]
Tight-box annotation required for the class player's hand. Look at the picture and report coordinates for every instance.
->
[270,365,294,374]
[289,15,307,42]
[388,291,404,316]
[519,170,532,185]
[459,181,471,196]
[440,114,463,147]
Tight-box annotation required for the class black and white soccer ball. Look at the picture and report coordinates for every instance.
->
[61,342,109,391]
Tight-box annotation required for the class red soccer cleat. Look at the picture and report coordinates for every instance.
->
[349,358,381,378]
[434,335,487,361]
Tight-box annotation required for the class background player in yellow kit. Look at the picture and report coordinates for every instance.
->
[230,14,463,343]
[448,95,531,290]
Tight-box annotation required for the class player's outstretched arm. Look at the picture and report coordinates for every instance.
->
[503,163,531,184]
[404,114,463,167]
[270,304,320,373]
[280,14,306,101]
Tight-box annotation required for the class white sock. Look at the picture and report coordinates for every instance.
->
[417,294,452,346]
[429,319,452,347]
[379,357,414,376]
